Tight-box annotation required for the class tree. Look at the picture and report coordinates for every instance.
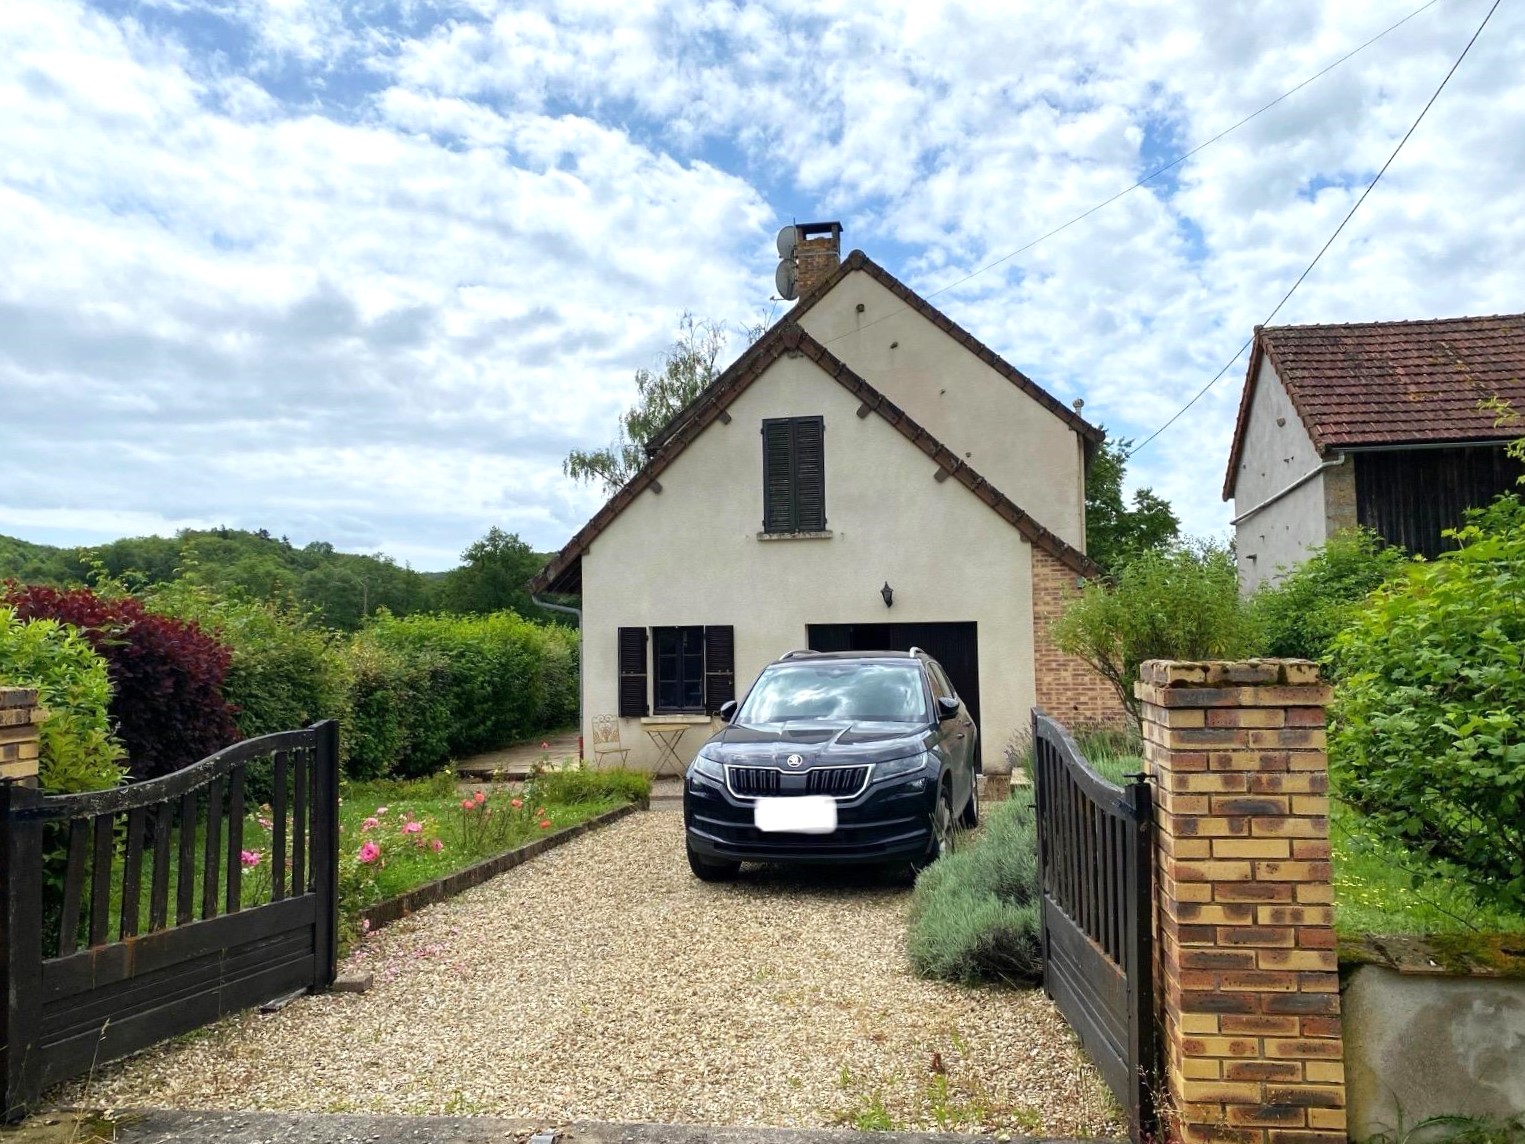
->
[440,527,552,619]
[1085,435,1180,575]
[1250,528,1407,663]
[564,313,732,495]
[1052,541,1262,724]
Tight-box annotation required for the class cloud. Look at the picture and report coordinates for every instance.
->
[4,0,1524,569]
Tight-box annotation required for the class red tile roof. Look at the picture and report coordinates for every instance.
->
[1223,313,1525,499]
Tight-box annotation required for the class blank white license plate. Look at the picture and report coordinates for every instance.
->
[754,795,838,834]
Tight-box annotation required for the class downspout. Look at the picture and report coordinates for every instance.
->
[532,596,584,761]
[1231,453,1348,526]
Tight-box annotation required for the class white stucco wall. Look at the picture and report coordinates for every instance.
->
[796,272,1087,549]
[580,351,1038,773]
[1229,357,1332,593]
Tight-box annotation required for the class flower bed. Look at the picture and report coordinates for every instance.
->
[232,767,651,946]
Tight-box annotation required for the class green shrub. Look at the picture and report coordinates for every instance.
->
[147,580,350,740]
[344,632,452,780]
[1252,528,1408,663]
[529,765,650,806]
[0,606,126,793]
[369,610,573,759]
[1052,541,1262,723]
[906,790,1043,985]
[1331,495,1525,908]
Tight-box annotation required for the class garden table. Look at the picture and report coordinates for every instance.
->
[640,718,702,778]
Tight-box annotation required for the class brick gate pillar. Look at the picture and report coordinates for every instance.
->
[0,688,42,786]
[1137,660,1345,1144]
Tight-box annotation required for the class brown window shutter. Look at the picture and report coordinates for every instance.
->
[617,627,648,717]
[703,626,735,713]
[793,416,826,531]
[762,419,795,532]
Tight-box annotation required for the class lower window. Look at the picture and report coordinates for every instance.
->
[653,626,705,713]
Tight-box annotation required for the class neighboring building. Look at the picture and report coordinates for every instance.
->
[1224,314,1525,593]
[531,225,1121,773]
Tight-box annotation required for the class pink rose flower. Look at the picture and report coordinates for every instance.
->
[510,798,523,809]
[376,806,389,816]
[460,798,475,811]
[362,817,380,832]
[538,819,552,830]
[402,821,423,835]
[473,790,486,805]
[430,839,444,852]
[240,849,261,868]
[358,841,381,864]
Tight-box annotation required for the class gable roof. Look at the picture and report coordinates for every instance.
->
[643,248,1103,457]
[1223,312,1525,500]
[530,324,1100,595]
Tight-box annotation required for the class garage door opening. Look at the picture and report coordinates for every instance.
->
[806,622,980,733]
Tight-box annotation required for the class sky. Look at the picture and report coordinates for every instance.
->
[3,0,1523,571]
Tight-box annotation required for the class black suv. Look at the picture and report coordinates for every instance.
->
[682,648,979,880]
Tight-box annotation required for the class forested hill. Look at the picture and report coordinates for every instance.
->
[0,526,560,629]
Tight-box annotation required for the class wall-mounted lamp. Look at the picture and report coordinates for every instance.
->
[880,581,894,608]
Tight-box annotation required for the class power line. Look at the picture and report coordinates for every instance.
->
[1128,0,1504,458]
[820,0,1446,350]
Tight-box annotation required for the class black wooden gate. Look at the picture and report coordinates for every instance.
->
[2,721,339,1118]
[1031,711,1155,1138]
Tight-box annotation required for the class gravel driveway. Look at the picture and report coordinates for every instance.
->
[69,807,1120,1136]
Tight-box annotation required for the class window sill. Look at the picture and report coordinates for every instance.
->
[757,530,833,541]
[643,713,713,725]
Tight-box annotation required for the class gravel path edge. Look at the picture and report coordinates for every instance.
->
[358,800,646,932]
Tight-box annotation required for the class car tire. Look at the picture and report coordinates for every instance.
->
[959,778,979,829]
[912,783,956,875]
[686,842,740,882]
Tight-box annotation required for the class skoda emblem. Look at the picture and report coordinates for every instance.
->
[786,754,804,768]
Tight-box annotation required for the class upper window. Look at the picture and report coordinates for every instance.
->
[762,416,826,533]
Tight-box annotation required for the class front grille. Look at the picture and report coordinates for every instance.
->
[807,766,870,796]
[728,767,781,797]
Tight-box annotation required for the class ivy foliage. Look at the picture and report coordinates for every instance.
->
[1330,495,1525,908]
[1251,528,1408,663]
[0,605,127,793]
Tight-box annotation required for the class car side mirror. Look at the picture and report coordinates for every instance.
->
[936,695,960,721]
[718,700,738,723]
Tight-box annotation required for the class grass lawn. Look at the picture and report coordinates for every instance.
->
[1328,799,1525,937]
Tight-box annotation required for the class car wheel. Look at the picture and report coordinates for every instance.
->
[912,783,956,874]
[959,778,979,829]
[686,842,740,882]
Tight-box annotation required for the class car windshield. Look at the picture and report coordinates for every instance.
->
[738,662,930,724]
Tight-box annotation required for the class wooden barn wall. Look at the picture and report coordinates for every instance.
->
[1354,446,1522,559]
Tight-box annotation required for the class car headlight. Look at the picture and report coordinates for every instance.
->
[689,749,726,781]
[872,752,933,782]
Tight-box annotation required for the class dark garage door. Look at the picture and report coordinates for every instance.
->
[806,622,981,731]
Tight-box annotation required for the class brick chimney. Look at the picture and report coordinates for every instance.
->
[792,221,842,299]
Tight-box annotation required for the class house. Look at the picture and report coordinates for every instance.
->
[530,223,1121,773]
[1224,313,1525,593]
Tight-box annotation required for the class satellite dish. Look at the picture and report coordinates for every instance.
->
[776,224,799,258]
[775,258,798,300]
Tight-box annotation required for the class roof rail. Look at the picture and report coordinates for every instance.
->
[908,646,926,657]
[779,649,815,659]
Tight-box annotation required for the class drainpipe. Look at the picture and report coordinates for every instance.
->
[1231,453,1348,526]
[532,596,584,761]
